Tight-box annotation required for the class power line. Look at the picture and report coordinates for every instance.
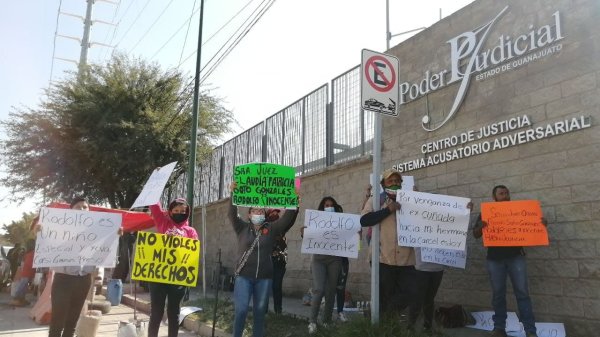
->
[113,0,152,49]
[100,1,122,60]
[108,0,137,57]
[177,0,257,68]
[201,0,276,83]
[49,0,64,86]
[178,0,198,66]
[150,6,201,60]
[128,0,176,53]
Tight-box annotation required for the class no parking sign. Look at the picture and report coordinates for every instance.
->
[361,49,399,116]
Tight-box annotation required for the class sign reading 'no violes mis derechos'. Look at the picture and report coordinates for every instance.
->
[361,49,400,117]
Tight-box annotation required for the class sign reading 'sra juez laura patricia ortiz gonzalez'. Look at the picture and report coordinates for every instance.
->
[233,163,298,209]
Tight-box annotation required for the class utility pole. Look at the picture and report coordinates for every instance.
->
[187,0,206,235]
[78,0,94,74]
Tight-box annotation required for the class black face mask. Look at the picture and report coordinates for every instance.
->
[170,213,188,224]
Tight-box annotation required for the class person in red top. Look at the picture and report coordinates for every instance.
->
[148,197,198,337]
[10,238,36,306]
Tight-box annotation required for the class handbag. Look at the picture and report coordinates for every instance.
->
[434,305,475,328]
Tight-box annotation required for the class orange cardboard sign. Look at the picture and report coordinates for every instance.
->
[481,200,549,247]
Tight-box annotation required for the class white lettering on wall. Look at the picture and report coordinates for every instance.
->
[398,7,565,132]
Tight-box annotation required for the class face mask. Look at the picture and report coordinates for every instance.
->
[170,213,188,224]
[324,207,335,212]
[250,214,265,225]
[385,185,401,196]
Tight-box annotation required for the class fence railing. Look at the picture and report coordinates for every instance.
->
[166,65,373,205]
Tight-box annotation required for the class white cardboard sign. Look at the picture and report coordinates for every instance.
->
[397,190,471,250]
[34,207,121,267]
[131,162,177,209]
[301,210,361,259]
[467,311,522,332]
[420,247,467,269]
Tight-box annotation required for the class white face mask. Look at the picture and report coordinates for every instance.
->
[324,207,335,212]
[250,214,265,225]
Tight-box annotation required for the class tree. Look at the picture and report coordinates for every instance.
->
[1,54,234,208]
[1,212,36,245]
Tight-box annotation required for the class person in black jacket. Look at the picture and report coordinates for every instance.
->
[229,182,299,337]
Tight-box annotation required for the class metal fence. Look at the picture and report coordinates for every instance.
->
[166,65,373,205]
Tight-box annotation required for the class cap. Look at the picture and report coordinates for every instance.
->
[382,168,401,180]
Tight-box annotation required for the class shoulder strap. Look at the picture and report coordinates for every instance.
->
[234,225,265,276]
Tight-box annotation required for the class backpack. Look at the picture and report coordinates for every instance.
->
[434,305,475,328]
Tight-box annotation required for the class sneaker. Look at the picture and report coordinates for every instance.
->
[338,312,348,322]
[308,323,317,334]
[490,329,508,337]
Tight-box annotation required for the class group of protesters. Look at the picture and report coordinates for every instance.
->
[229,168,546,337]
[357,169,543,337]
[8,163,546,337]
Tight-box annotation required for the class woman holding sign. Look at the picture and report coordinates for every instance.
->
[304,197,344,334]
[229,182,299,337]
[148,198,198,337]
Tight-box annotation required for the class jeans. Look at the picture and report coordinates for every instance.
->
[49,273,92,337]
[233,276,272,337]
[336,257,349,313]
[270,258,286,313]
[12,277,31,300]
[148,282,186,337]
[408,270,443,329]
[379,263,416,316]
[486,255,536,334]
[310,256,342,324]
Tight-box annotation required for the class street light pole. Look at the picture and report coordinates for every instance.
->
[186,0,206,227]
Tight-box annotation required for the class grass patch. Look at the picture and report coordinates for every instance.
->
[185,297,443,337]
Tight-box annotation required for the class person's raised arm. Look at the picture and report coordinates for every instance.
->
[229,182,246,234]
[272,207,299,235]
[360,197,400,227]
[149,202,169,233]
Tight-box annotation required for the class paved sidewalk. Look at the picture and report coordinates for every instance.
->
[0,287,197,337]
[0,282,492,337]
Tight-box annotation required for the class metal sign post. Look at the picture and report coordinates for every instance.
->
[359,0,400,324]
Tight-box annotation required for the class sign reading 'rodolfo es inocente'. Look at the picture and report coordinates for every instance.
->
[399,6,564,131]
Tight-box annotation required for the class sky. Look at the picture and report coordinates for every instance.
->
[0,0,474,227]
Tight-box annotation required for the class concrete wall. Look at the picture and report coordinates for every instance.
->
[195,0,600,335]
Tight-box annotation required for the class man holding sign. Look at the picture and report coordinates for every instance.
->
[473,185,548,337]
[360,169,416,317]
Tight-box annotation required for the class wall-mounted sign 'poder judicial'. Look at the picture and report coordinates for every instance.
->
[398,6,564,131]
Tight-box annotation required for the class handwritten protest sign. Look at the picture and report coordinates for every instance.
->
[420,247,467,269]
[233,163,298,209]
[34,207,121,268]
[132,232,200,286]
[130,162,177,209]
[396,190,471,250]
[507,323,566,337]
[467,311,521,332]
[481,200,549,247]
[301,210,361,258]
[467,312,565,337]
